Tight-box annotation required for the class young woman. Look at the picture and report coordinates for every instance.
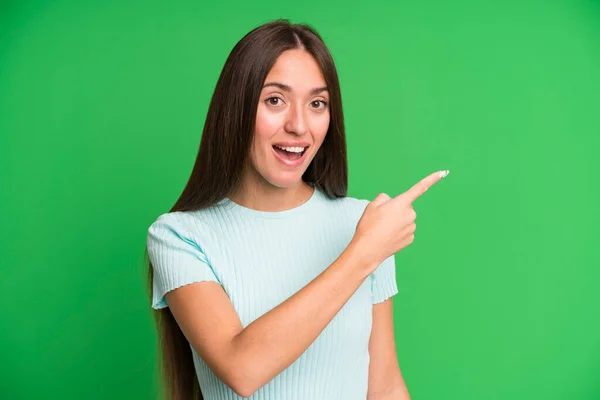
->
[146,19,449,400]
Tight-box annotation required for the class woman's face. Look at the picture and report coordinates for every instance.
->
[247,49,330,190]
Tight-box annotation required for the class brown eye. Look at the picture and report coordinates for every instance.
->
[311,100,328,109]
[266,97,282,106]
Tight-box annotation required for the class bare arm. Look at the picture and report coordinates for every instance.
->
[367,298,410,400]
[165,241,375,398]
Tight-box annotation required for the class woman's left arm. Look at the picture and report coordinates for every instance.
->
[367,298,411,400]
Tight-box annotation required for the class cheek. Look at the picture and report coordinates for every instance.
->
[311,113,330,142]
[255,106,282,137]
[252,108,280,165]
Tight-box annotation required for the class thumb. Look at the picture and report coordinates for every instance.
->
[370,192,392,207]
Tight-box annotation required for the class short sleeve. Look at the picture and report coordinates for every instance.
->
[370,254,399,304]
[146,213,221,309]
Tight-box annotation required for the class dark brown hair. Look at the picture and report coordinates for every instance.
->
[146,19,348,400]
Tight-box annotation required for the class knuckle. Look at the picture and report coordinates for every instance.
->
[409,209,417,220]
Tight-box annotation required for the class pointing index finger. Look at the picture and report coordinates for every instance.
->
[398,170,450,204]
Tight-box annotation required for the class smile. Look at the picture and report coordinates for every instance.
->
[272,145,309,167]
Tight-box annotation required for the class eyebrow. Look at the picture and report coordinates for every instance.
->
[262,82,329,95]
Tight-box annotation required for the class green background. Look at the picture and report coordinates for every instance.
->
[1,1,599,399]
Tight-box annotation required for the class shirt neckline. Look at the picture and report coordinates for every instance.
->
[216,186,321,219]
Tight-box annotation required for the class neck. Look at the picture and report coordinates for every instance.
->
[228,180,314,212]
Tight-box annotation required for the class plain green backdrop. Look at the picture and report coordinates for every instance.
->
[1,1,599,399]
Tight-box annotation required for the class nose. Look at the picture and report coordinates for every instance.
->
[284,102,308,135]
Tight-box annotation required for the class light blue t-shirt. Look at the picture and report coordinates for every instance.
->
[146,186,398,399]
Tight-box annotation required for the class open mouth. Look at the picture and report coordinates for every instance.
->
[272,145,308,161]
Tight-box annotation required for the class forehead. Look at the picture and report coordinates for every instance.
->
[264,49,326,86]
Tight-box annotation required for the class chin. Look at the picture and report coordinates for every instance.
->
[265,174,306,189]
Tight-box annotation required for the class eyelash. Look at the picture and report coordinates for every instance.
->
[266,96,328,109]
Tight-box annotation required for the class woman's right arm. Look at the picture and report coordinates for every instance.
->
[165,241,376,398]
[167,170,448,398]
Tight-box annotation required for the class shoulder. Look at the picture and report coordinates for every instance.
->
[148,211,188,232]
[315,193,371,228]
[147,211,212,242]
[328,194,370,215]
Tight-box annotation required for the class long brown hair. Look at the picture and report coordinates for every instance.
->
[146,19,349,400]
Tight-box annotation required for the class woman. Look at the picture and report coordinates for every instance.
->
[146,18,449,400]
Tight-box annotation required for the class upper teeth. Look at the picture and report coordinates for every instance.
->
[275,145,306,153]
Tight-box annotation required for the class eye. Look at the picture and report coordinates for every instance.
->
[266,96,283,106]
[311,100,328,109]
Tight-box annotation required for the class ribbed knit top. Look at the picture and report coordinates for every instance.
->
[146,186,398,399]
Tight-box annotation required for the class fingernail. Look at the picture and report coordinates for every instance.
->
[439,170,450,179]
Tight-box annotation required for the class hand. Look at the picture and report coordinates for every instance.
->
[350,170,450,270]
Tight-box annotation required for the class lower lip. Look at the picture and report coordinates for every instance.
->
[272,146,308,167]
